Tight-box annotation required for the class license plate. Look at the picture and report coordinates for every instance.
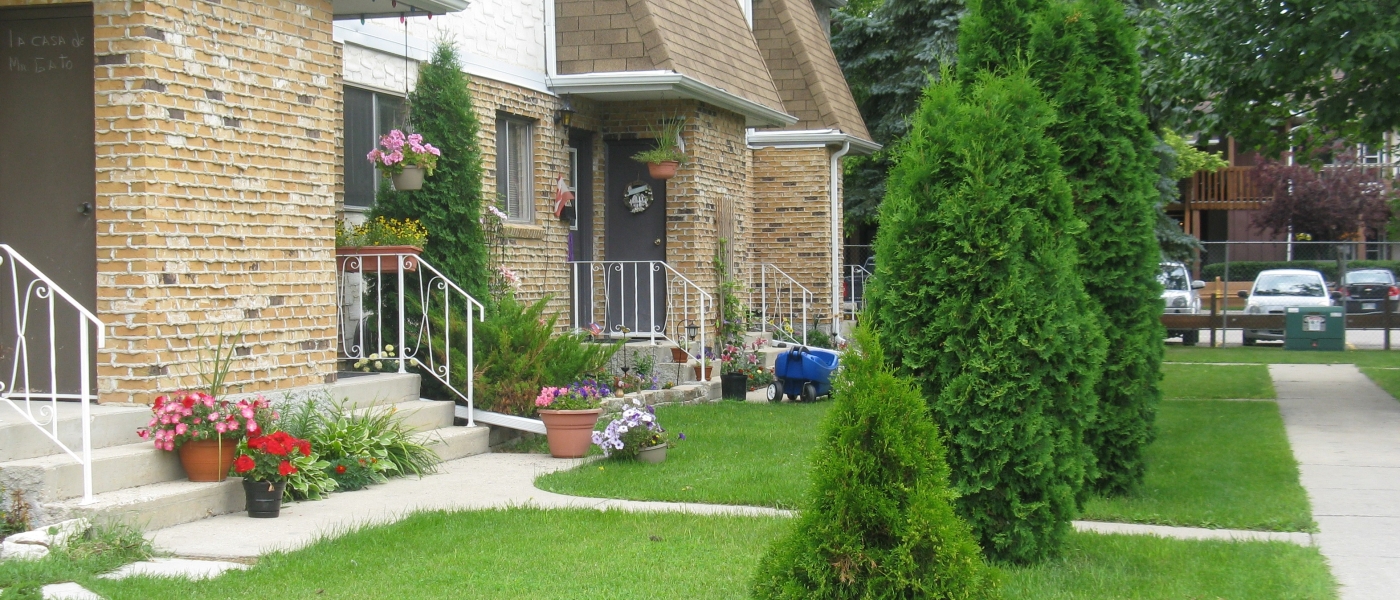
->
[1364,303,1378,310]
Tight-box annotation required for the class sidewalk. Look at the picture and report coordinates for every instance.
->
[1269,364,1400,600]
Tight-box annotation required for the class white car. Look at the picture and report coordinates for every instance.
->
[1238,269,1333,345]
[1159,262,1205,345]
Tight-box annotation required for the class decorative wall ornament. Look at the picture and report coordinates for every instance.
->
[624,180,653,214]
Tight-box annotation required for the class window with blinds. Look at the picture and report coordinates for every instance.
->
[496,116,534,222]
[343,86,405,209]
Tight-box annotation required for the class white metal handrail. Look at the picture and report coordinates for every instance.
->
[1,244,104,504]
[747,264,811,346]
[336,252,485,425]
[842,264,873,320]
[568,260,710,370]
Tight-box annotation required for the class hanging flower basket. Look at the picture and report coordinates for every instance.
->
[669,347,689,363]
[391,165,426,191]
[335,245,422,274]
[646,161,679,180]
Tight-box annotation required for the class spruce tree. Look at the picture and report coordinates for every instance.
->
[370,42,489,301]
[751,325,999,599]
[867,69,1105,564]
[961,0,1165,494]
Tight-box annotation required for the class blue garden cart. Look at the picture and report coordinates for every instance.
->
[767,345,840,403]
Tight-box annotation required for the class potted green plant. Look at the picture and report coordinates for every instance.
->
[335,216,429,274]
[720,344,751,400]
[231,431,313,518]
[631,116,687,180]
[367,130,440,191]
[138,392,272,481]
[535,381,610,458]
[592,399,679,463]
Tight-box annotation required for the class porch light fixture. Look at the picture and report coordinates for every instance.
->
[554,98,575,127]
[685,321,699,342]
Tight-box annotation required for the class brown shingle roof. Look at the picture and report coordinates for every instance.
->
[751,0,871,140]
[556,0,786,114]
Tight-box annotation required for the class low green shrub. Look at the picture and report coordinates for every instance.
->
[473,293,619,416]
[752,326,999,598]
[274,397,441,500]
[802,329,833,349]
[1201,260,1400,282]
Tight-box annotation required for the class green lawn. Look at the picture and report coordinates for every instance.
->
[1082,400,1313,531]
[1166,345,1400,367]
[86,509,1335,599]
[1162,363,1275,399]
[1360,367,1400,401]
[536,402,829,509]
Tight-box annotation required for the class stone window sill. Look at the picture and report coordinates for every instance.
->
[502,222,545,240]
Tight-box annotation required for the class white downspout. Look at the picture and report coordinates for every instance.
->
[830,140,850,338]
[544,0,557,80]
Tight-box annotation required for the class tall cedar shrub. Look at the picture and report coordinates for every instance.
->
[867,69,1105,564]
[369,42,489,301]
[960,0,1166,495]
[751,325,999,599]
[472,293,618,416]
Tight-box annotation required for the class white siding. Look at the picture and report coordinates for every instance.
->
[342,43,419,94]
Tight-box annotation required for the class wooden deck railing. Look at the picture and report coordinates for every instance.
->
[1184,166,1270,210]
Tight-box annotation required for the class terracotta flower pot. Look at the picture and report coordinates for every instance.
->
[177,438,237,482]
[638,444,667,464]
[390,165,425,191]
[669,347,689,363]
[693,365,714,381]
[647,161,679,180]
[538,408,603,458]
[335,245,422,273]
[243,479,286,518]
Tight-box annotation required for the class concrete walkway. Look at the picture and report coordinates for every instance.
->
[148,453,790,560]
[1269,364,1400,600]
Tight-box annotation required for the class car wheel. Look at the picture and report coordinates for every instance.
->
[1182,330,1198,346]
[1243,335,1257,346]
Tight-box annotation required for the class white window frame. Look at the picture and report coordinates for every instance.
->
[498,116,535,223]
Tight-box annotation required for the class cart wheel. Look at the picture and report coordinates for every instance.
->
[801,382,817,403]
[765,383,779,403]
[786,394,798,402]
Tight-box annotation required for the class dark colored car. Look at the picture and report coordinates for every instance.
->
[1342,269,1399,314]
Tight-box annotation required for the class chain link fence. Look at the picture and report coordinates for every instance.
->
[1176,241,1400,349]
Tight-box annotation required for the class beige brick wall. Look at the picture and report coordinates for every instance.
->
[750,146,838,325]
[0,0,342,403]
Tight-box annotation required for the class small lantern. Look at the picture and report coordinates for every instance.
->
[685,321,699,342]
[555,97,576,127]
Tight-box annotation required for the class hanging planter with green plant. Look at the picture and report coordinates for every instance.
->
[631,116,688,180]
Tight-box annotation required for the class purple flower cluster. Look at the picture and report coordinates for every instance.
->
[591,400,664,457]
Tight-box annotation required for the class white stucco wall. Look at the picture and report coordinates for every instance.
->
[405,0,546,75]
[342,43,419,94]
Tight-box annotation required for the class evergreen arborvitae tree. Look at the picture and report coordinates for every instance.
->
[867,69,1105,564]
[370,42,489,301]
[961,0,1165,495]
[751,325,999,599]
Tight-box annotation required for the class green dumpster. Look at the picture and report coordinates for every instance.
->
[1284,306,1345,351]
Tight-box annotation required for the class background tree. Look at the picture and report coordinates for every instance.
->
[752,325,999,599]
[830,0,964,230]
[1135,0,1400,157]
[868,67,1105,563]
[370,42,489,301]
[1251,151,1395,242]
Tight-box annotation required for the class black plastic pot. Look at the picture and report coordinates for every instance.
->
[721,373,749,400]
[243,479,286,518]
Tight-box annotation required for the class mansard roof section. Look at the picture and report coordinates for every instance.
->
[751,0,870,141]
[555,0,786,115]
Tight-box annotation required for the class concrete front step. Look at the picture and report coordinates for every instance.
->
[325,372,421,410]
[0,403,150,462]
[0,441,184,504]
[44,425,490,530]
[352,399,455,433]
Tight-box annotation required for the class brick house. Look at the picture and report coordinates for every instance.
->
[0,0,874,408]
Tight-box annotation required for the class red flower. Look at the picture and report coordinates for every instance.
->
[153,396,165,409]
[278,460,298,477]
[181,397,195,409]
[265,439,289,456]
[297,440,312,457]
[233,455,255,474]
[335,464,347,474]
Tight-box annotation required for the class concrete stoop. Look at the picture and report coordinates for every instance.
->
[1,373,487,530]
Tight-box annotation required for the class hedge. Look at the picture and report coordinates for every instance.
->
[1201,261,1400,282]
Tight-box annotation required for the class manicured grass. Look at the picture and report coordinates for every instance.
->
[1166,345,1400,367]
[0,523,152,597]
[1360,367,1400,401]
[90,509,1335,600]
[536,402,830,509]
[1004,530,1336,599]
[1162,363,1275,399]
[1082,400,1314,531]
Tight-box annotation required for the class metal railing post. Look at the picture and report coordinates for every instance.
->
[649,261,657,344]
[397,254,407,373]
[79,316,93,504]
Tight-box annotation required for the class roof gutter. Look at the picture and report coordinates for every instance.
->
[549,71,798,128]
[829,140,851,338]
[746,128,880,155]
